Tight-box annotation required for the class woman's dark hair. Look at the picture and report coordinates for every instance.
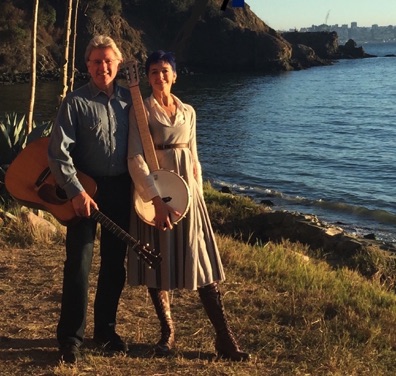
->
[145,50,176,75]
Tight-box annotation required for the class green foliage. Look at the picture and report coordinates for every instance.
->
[0,112,27,166]
[0,113,53,204]
[0,1,29,43]
[103,0,122,16]
[38,1,57,28]
[0,0,56,45]
[0,112,53,165]
[81,0,123,17]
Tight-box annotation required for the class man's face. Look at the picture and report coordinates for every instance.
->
[86,47,121,91]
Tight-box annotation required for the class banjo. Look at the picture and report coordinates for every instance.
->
[125,60,191,226]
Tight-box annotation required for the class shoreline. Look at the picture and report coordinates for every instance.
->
[216,185,396,258]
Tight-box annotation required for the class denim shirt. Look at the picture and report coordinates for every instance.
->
[48,80,132,199]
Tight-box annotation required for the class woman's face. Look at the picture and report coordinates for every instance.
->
[148,60,177,95]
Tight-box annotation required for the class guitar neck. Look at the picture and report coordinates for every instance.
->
[91,208,160,268]
[130,86,159,172]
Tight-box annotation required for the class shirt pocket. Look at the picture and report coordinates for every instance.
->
[78,112,105,142]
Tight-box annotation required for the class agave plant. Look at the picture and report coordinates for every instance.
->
[0,112,26,166]
[0,112,53,204]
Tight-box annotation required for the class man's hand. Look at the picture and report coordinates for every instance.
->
[71,191,98,217]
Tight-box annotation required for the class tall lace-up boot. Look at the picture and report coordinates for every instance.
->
[148,288,175,356]
[198,282,250,361]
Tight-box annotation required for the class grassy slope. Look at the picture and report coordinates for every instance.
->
[0,187,395,375]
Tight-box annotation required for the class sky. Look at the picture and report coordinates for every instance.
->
[246,0,396,31]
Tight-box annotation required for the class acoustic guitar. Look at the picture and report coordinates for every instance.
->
[125,60,191,226]
[4,136,161,269]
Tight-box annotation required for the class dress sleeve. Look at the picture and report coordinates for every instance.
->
[127,106,160,202]
[188,106,203,194]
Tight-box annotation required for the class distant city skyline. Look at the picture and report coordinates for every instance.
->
[247,0,396,31]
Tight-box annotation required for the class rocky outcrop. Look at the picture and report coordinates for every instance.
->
[0,1,375,83]
[288,43,331,70]
[209,198,396,288]
[245,210,395,258]
[282,31,375,61]
[337,39,376,58]
[282,31,340,59]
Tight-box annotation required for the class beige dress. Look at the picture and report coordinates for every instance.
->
[127,94,225,291]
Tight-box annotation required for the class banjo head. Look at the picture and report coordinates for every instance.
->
[134,169,191,226]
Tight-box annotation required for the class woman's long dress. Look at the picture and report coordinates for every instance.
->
[127,94,225,291]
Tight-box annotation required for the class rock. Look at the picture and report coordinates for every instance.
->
[325,227,344,236]
[0,208,17,222]
[282,32,375,61]
[260,199,274,207]
[21,211,57,236]
[282,31,340,59]
[289,43,330,69]
[220,186,233,194]
[337,39,376,58]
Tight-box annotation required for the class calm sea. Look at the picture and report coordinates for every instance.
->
[1,42,395,244]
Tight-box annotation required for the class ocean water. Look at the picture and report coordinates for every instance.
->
[1,42,395,244]
[176,42,396,245]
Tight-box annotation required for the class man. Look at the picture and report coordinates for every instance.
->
[48,35,132,363]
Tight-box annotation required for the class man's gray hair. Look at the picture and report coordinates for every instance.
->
[84,35,123,62]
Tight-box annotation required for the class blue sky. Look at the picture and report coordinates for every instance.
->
[246,0,396,31]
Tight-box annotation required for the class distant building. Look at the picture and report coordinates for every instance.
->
[293,22,395,43]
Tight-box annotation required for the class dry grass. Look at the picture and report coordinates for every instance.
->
[0,188,395,375]
[0,240,262,376]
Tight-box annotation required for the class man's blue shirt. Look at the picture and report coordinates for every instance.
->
[48,80,132,199]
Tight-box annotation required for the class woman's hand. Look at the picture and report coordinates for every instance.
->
[152,195,181,231]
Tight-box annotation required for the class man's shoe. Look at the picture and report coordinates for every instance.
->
[94,332,128,353]
[59,343,81,364]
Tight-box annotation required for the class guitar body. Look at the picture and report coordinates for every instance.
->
[5,137,96,225]
[5,136,161,268]
[134,169,191,226]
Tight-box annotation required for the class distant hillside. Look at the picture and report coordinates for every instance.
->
[2,0,365,82]
[0,0,297,76]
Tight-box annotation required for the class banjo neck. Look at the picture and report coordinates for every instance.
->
[126,61,159,172]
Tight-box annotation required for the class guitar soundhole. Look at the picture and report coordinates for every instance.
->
[37,183,68,205]
[55,185,68,200]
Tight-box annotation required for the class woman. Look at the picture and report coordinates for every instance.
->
[127,50,250,361]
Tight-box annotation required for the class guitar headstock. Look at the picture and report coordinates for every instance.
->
[124,60,140,88]
[133,241,162,269]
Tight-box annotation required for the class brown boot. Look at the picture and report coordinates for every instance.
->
[198,283,250,361]
[148,288,175,356]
